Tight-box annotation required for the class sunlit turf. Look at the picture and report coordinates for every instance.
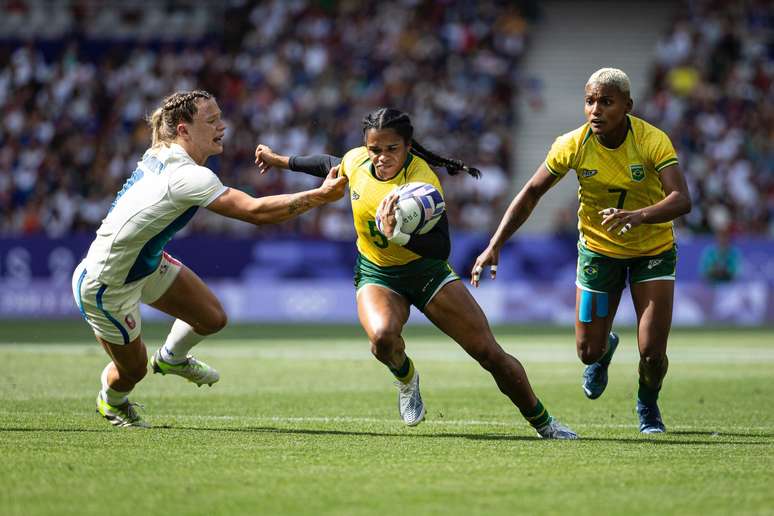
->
[1,322,773,516]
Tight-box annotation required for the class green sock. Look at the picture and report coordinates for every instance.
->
[390,356,414,384]
[520,399,551,429]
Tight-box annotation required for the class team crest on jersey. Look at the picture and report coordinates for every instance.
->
[581,169,598,178]
[351,190,360,201]
[630,164,645,182]
[582,264,598,278]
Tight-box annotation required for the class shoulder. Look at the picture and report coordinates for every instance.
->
[341,147,370,170]
[552,124,591,152]
[629,115,672,143]
[406,154,441,188]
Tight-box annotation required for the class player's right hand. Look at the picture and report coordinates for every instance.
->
[255,144,278,174]
[470,245,500,287]
[317,166,348,202]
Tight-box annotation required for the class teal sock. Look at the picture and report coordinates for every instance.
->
[637,383,660,405]
[389,356,414,383]
[520,399,551,429]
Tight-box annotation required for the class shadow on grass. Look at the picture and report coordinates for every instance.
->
[1,426,771,445]
[141,425,774,445]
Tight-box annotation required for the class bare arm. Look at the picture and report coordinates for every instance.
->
[470,163,557,286]
[600,164,692,234]
[206,167,347,225]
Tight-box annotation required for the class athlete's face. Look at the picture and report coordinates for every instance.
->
[584,83,632,138]
[178,98,226,165]
[365,128,410,179]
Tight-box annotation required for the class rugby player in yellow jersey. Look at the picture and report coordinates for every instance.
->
[255,107,578,439]
[472,68,692,434]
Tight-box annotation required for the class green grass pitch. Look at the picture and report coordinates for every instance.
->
[1,321,773,515]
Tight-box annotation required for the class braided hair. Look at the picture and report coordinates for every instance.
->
[361,107,481,178]
[147,90,213,147]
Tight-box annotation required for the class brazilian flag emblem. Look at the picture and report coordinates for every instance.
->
[630,164,645,182]
[582,264,598,279]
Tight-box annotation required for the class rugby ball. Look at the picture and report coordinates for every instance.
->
[380,182,445,235]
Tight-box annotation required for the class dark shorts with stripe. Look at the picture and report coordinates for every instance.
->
[354,254,459,311]
[576,243,677,293]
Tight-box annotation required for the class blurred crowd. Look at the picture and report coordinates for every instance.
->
[639,0,773,236]
[0,0,533,238]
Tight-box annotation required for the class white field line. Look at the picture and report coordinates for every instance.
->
[1,342,773,364]
[2,411,772,432]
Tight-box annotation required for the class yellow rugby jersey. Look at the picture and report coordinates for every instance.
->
[545,115,679,258]
[340,146,444,267]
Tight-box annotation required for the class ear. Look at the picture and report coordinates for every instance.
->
[177,123,189,139]
[626,96,633,113]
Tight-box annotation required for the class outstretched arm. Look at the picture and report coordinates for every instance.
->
[206,167,347,225]
[255,144,341,178]
[471,163,556,286]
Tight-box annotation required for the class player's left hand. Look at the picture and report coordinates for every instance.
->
[376,192,400,238]
[599,208,644,235]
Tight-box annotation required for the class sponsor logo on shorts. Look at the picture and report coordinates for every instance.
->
[125,314,136,330]
[351,190,360,200]
[582,264,598,279]
[630,164,645,182]
[647,259,663,270]
[581,169,598,178]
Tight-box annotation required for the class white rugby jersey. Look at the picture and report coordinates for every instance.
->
[84,143,227,285]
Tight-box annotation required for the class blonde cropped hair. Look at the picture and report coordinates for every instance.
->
[147,90,213,147]
[586,68,631,96]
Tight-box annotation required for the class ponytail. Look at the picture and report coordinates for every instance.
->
[410,139,481,178]
[148,107,164,147]
[362,107,481,179]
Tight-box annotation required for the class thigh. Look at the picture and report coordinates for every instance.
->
[149,264,224,330]
[574,286,623,352]
[356,284,410,340]
[630,279,674,356]
[423,280,498,357]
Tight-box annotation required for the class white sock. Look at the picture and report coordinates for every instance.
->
[100,362,130,406]
[159,319,205,364]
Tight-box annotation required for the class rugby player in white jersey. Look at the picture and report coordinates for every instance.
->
[72,90,347,428]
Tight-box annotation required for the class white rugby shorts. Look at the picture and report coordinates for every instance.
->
[72,252,182,345]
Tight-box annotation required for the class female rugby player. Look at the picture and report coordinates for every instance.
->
[255,107,577,439]
[72,90,347,427]
[471,69,691,433]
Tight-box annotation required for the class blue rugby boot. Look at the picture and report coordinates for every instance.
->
[637,398,666,433]
[582,332,619,399]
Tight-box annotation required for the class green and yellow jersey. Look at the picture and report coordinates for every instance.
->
[545,115,679,258]
[340,147,444,267]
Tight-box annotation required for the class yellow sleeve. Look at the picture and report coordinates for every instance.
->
[646,128,679,173]
[544,131,580,178]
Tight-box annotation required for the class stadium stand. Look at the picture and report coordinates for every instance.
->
[0,0,538,237]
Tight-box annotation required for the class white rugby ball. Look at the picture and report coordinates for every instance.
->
[379,182,445,235]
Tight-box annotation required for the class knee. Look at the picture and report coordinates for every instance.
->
[198,308,228,336]
[640,350,666,365]
[369,326,401,361]
[576,336,605,364]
